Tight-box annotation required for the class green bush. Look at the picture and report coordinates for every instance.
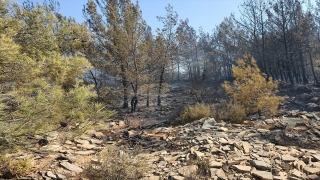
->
[82,146,148,180]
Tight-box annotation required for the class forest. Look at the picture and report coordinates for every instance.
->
[1,0,320,179]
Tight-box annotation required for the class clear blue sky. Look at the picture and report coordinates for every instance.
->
[14,0,241,34]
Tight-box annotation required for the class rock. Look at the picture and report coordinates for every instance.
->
[60,162,83,173]
[56,173,66,179]
[221,145,231,151]
[251,160,271,170]
[308,103,318,109]
[146,175,160,180]
[77,143,96,150]
[42,144,62,152]
[74,139,90,144]
[293,125,308,131]
[308,174,320,180]
[210,168,217,178]
[242,141,250,154]
[251,169,273,180]
[209,161,223,168]
[294,160,306,171]
[64,140,73,145]
[178,165,198,177]
[311,154,320,161]
[282,154,296,162]
[202,118,216,129]
[290,169,306,179]
[304,167,320,174]
[265,119,275,124]
[313,112,320,121]
[46,171,56,179]
[172,176,184,180]
[94,132,105,139]
[218,127,228,132]
[215,169,228,180]
[74,150,96,155]
[311,162,320,168]
[232,165,251,173]
[85,129,96,135]
[58,154,76,163]
[194,151,204,159]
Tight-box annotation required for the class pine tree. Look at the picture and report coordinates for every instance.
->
[84,0,149,112]
[0,0,108,145]
[222,54,284,116]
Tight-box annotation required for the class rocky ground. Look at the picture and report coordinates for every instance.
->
[11,110,320,180]
[5,83,320,180]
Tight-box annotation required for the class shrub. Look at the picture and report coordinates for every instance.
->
[213,101,246,123]
[0,155,33,179]
[178,103,214,124]
[176,102,247,125]
[82,145,148,180]
[222,54,284,116]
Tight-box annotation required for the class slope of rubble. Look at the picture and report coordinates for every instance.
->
[8,109,320,180]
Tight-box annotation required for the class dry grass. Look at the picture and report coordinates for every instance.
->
[176,101,246,125]
[0,154,33,179]
[177,103,214,124]
[185,153,211,179]
[214,101,246,123]
[82,145,148,180]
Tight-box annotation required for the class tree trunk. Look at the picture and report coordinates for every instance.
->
[89,70,100,101]
[309,52,318,84]
[121,65,129,109]
[177,62,180,81]
[158,66,165,106]
[123,81,129,109]
[299,49,308,84]
[131,96,138,113]
[146,85,150,107]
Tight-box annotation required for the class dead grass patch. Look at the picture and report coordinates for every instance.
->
[82,145,148,180]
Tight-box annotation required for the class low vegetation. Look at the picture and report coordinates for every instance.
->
[177,101,246,125]
[178,103,214,124]
[82,146,148,180]
[222,55,284,116]
[0,155,33,179]
[177,55,283,125]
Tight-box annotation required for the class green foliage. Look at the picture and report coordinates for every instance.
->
[0,155,33,178]
[0,0,112,147]
[82,146,148,180]
[222,55,284,116]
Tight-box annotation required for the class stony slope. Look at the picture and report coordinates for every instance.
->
[10,110,320,180]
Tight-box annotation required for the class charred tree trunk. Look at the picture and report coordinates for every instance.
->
[158,66,165,106]
[131,96,138,113]
[309,52,318,84]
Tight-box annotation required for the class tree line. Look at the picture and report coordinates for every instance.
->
[82,0,320,112]
[1,0,320,141]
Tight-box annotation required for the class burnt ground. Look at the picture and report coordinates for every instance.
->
[279,83,320,112]
[109,81,320,130]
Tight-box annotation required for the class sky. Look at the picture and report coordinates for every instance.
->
[14,0,242,34]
